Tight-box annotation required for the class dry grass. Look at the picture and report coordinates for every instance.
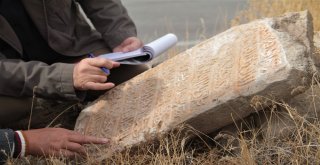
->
[5,0,320,164]
[82,78,320,165]
[10,87,320,165]
[231,0,320,31]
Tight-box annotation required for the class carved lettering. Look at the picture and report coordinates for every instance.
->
[75,12,313,158]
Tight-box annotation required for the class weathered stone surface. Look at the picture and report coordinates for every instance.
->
[315,31,320,47]
[75,11,315,156]
[215,32,320,141]
[277,31,320,121]
[314,31,320,66]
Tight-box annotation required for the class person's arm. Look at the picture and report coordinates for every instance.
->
[22,128,109,157]
[77,0,138,50]
[0,128,109,161]
[0,51,81,100]
[0,54,120,100]
[0,58,82,101]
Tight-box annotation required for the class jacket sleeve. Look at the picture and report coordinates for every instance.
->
[78,0,137,49]
[0,129,14,163]
[0,55,85,101]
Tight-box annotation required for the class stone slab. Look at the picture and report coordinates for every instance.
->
[313,31,320,66]
[74,11,315,156]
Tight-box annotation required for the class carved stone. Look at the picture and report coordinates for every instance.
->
[313,32,320,66]
[74,11,315,157]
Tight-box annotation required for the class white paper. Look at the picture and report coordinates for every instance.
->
[99,33,178,65]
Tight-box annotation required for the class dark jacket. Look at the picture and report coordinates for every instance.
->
[0,0,137,162]
[0,129,14,164]
[0,0,137,100]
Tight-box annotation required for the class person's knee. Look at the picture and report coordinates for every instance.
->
[0,96,32,126]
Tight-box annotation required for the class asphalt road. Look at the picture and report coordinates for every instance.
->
[122,0,248,48]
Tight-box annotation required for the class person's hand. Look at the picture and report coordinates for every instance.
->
[113,37,143,53]
[73,57,120,91]
[23,128,109,157]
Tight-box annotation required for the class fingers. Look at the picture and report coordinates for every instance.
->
[113,46,122,53]
[122,40,143,52]
[56,149,77,158]
[73,57,120,90]
[76,75,109,90]
[84,58,119,70]
[74,59,111,76]
[24,128,109,159]
[113,37,143,53]
[112,61,120,68]
[69,133,109,145]
[87,58,114,69]
[82,82,115,90]
[64,142,86,155]
[45,148,76,158]
[59,131,109,157]
[88,75,108,83]
[122,45,137,53]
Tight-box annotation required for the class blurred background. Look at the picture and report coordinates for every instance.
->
[122,0,247,49]
[120,0,319,66]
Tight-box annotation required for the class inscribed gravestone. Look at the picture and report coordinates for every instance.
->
[75,11,315,157]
